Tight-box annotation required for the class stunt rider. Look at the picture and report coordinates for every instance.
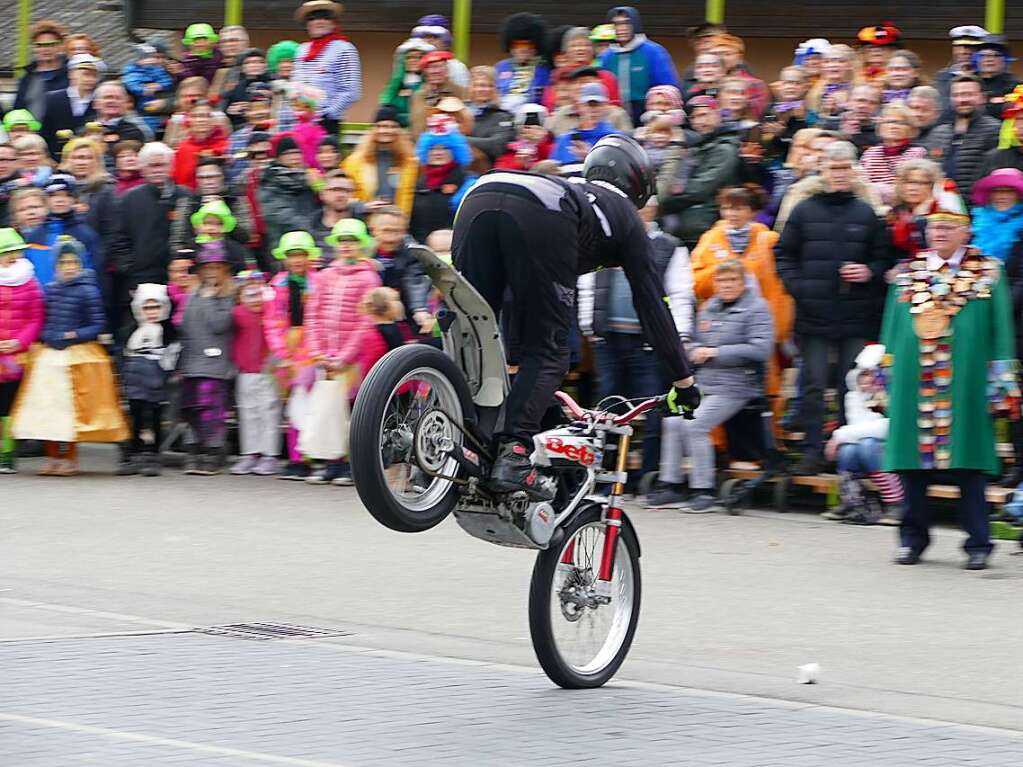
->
[451,134,701,497]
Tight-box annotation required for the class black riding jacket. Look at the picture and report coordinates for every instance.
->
[468,170,691,381]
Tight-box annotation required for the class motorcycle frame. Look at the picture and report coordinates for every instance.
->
[410,244,631,581]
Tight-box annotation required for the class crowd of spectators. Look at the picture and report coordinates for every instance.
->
[1,5,1022,562]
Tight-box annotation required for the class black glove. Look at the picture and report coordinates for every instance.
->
[667,382,701,419]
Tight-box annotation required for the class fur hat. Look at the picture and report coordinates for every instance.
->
[499,13,549,54]
[131,283,170,323]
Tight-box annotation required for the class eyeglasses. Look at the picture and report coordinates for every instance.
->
[325,186,354,193]
[196,173,222,180]
[34,40,62,48]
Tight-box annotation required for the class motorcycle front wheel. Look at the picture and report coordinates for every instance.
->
[350,344,475,533]
[528,503,642,688]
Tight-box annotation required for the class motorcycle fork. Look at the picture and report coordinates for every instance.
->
[559,429,629,584]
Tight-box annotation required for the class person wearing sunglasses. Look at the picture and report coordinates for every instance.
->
[13,20,70,125]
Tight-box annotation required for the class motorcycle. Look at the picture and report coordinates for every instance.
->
[349,244,661,688]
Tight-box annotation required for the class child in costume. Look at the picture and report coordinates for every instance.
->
[231,270,281,475]
[264,231,318,481]
[304,218,382,485]
[409,116,475,243]
[190,198,249,272]
[0,228,44,473]
[178,240,236,475]
[359,286,409,368]
[12,237,126,475]
[823,344,903,525]
[121,283,177,476]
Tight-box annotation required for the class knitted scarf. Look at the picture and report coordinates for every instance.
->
[424,162,455,191]
[302,30,348,62]
[725,225,752,255]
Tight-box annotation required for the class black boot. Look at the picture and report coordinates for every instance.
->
[141,452,162,477]
[117,444,140,476]
[486,440,552,500]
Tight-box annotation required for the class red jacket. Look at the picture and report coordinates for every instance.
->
[172,127,229,189]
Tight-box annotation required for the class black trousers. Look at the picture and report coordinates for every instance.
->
[453,189,579,441]
[129,399,163,454]
[798,335,867,450]
[899,469,992,555]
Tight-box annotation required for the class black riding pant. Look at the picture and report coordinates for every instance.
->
[453,189,579,442]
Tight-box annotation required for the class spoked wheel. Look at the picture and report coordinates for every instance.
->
[350,345,475,532]
[528,503,641,688]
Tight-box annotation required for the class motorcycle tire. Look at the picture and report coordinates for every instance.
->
[528,503,642,688]
[350,344,475,533]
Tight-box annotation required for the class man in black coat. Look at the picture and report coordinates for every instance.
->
[775,141,893,474]
[922,75,1000,203]
[39,54,101,158]
[109,142,190,335]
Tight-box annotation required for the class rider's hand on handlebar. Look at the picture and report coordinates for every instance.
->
[667,380,701,419]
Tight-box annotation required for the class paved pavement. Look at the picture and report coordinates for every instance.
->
[2,447,1022,764]
[2,632,1021,766]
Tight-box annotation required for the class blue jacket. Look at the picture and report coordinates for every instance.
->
[121,62,175,132]
[494,58,551,110]
[42,269,105,349]
[23,215,100,290]
[598,7,678,103]
[550,122,618,164]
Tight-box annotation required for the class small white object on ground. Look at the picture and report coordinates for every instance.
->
[797,663,820,684]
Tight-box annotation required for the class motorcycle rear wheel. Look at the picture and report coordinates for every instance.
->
[350,345,475,533]
[528,503,642,688]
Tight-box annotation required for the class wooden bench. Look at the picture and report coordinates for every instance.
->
[722,467,1014,512]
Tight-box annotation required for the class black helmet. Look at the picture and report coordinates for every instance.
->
[582,133,656,209]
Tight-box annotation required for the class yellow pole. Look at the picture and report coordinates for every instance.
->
[224,0,243,26]
[17,0,32,74]
[986,0,1005,33]
[706,0,725,24]
[453,0,471,63]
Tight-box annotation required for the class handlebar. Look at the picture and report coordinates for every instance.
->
[555,391,666,426]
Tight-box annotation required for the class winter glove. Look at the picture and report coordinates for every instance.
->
[666,382,701,419]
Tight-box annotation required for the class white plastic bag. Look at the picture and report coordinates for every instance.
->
[297,375,350,460]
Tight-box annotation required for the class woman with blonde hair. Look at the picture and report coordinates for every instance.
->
[858,102,928,205]
[60,138,114,234]
[342,106,418,217]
